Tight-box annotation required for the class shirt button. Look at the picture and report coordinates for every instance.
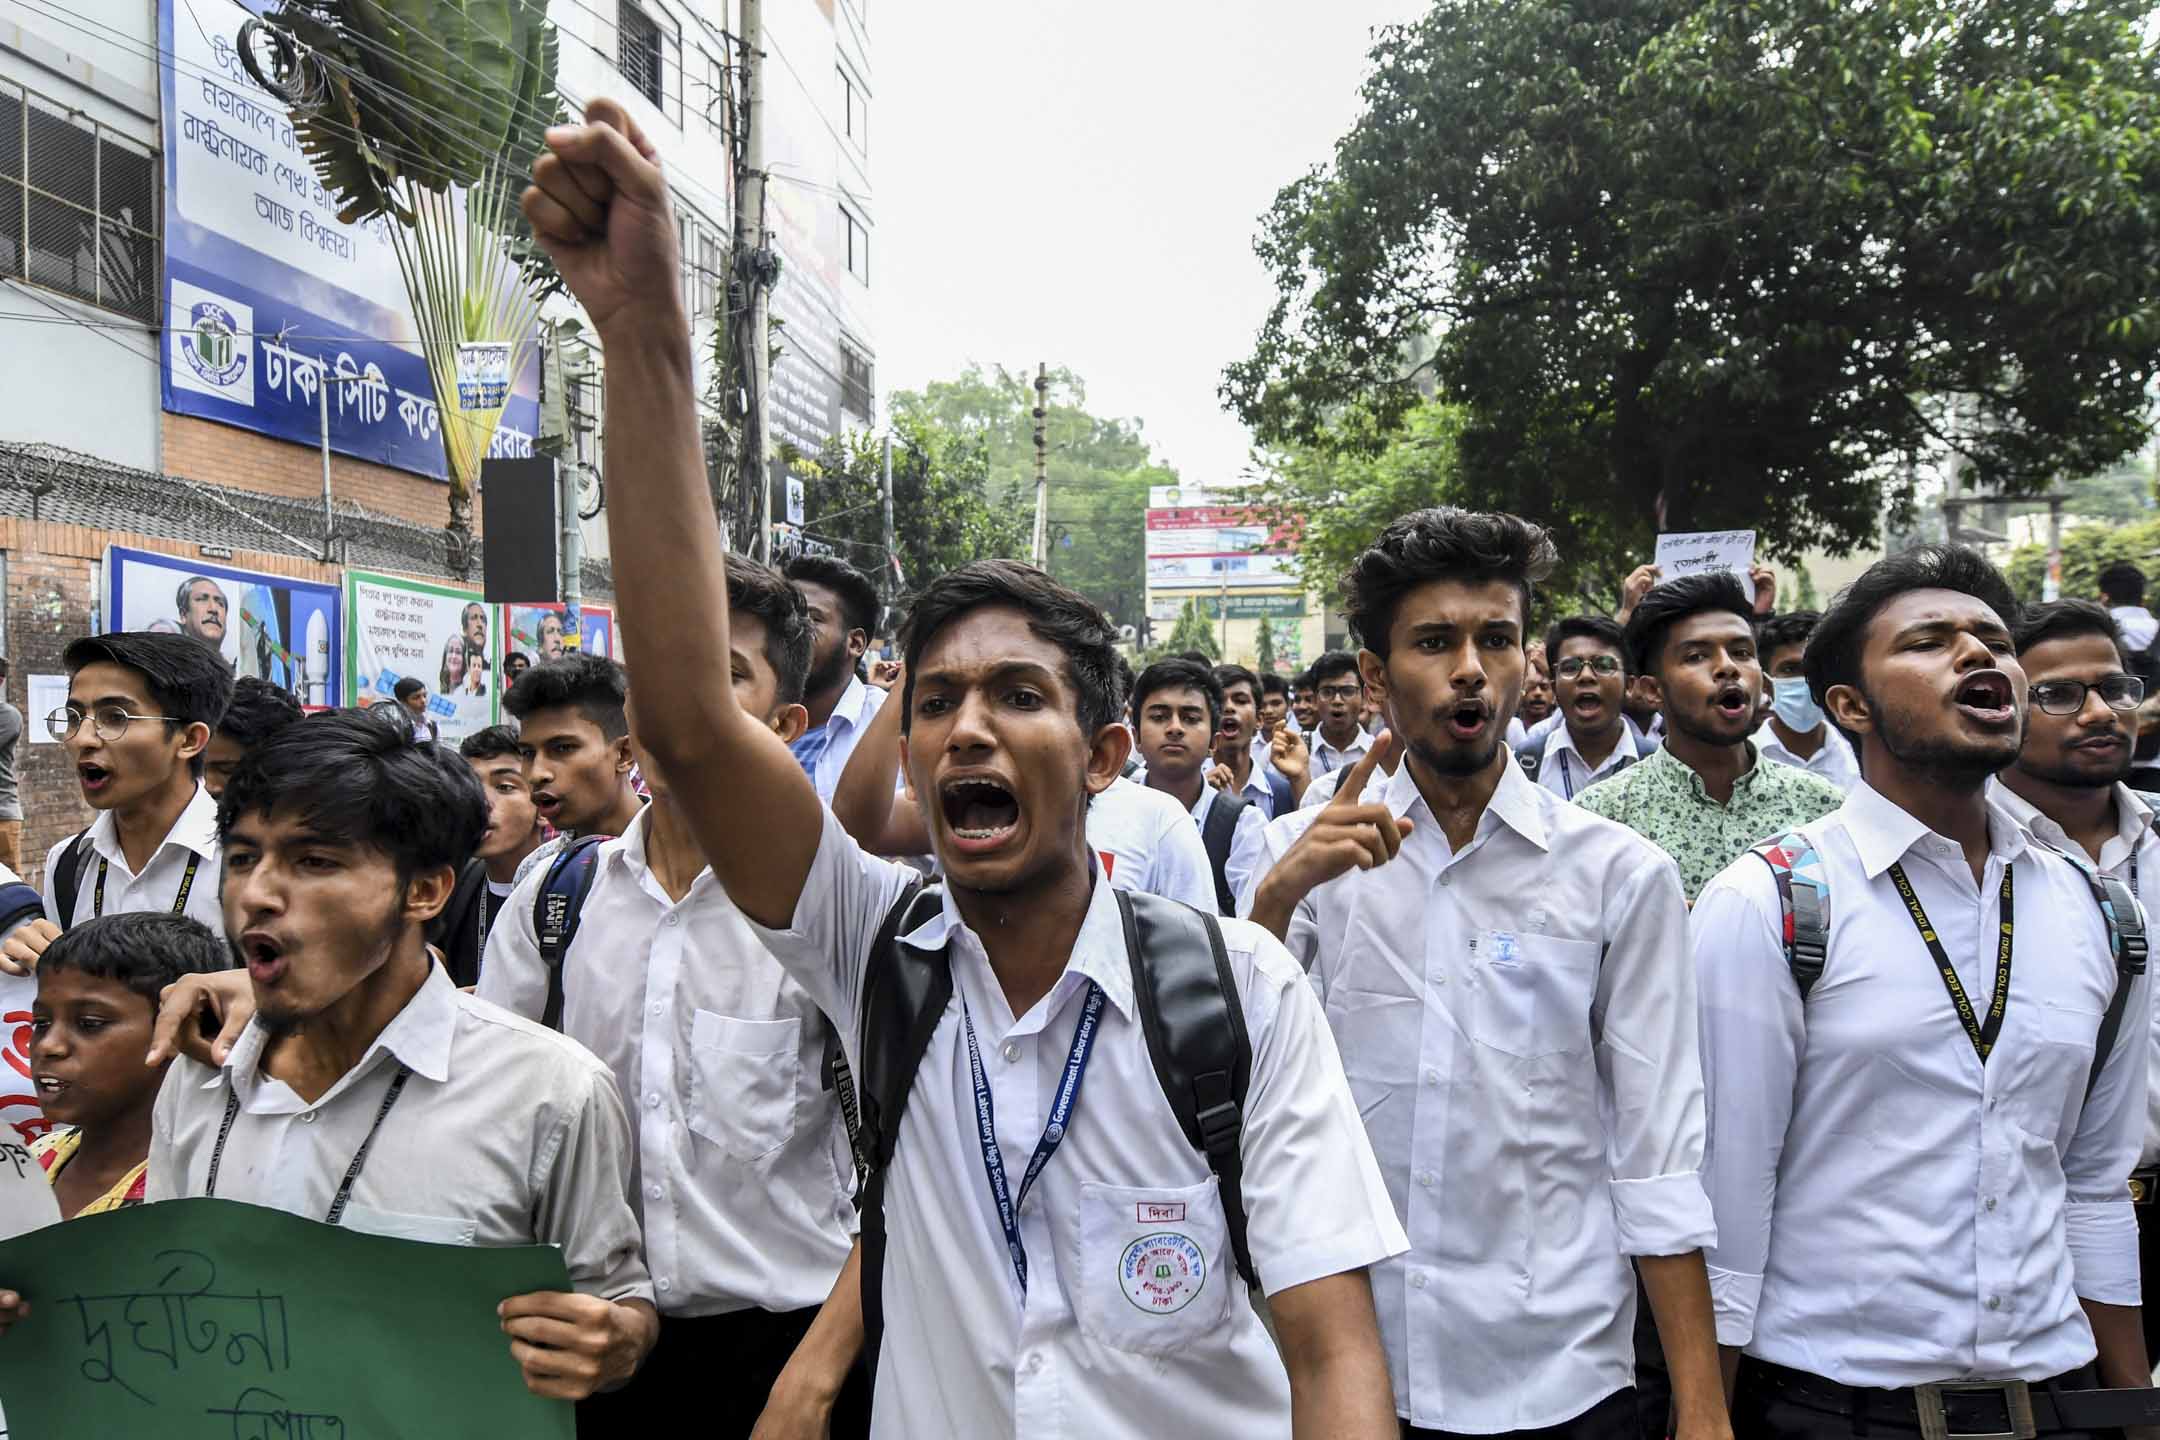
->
[300,1110,317,1125]
[647,1093,662,1109]
[648,1184,663,1200]
[1422,1067,1439,1087]
[1988,1295,2002,1311]
[650,1002,665,1016]
[1023,1352,1044,1375]
[1001,1042,1020,1063]
[1411,1272,1428,1291]
[1438,872,1452,888]
[1416,1170,1433,1188]
[657,1279,671,1293]
[1985,1196,1997,1212]
[666,913,680,927]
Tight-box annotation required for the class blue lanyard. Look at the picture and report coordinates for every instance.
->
[961,980,1107,1294]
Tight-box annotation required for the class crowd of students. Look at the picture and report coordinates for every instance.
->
[1,92,2159,1440]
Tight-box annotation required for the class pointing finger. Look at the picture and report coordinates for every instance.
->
[1329,729,1395,809]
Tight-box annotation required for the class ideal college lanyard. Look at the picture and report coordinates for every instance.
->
[203,1063,413,1225]
[1888,860,2014,1061]
[92,851,200,920]
[960,980,1107,1294]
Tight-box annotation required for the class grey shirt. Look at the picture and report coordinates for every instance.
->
[150,962,653,1305]
[0,701,24,821]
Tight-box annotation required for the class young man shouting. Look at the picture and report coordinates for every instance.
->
[505,654,645,881]
[1133,659,1267,914]
[521,98,1407,1440]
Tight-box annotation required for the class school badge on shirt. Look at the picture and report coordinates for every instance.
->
[1120,1218,1208,1315]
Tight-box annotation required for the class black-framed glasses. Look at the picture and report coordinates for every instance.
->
[1316,684,1362,701]
[45,704,169,743]
[1555,655,1623,679]
[2030,675,2145,716]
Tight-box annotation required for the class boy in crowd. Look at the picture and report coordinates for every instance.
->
[1291,671,1320,733]
[1211,664,1291,816]
[1306,650,1374,777]
[1,632,233,979]
[1576,575,1843,902]
[29,913,225,1216]
[524,99,1407,1438]
[1133,659,1267,913]
[1245,508,1725,1440]
[394,676,437,742]
[480,556,868,1438]
[786,555,887,801]
[506,655,645,882]
[204,676,305,799]
[1751,611,1862,793]
[1259,671,1297,735]
[1523,616,1653,799]
[431,725,549,986]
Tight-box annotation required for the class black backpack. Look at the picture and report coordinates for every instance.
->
[836,883,1255,1385]
[47,830,92,930]
[527,834,611,1031]
[1199,790,1252,914]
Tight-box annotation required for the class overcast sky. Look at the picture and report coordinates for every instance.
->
[872,0,1427,486]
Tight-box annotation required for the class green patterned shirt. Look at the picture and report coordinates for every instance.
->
[1573,742,1845,901]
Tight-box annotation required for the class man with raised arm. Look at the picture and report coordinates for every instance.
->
[519,99,1407,1440]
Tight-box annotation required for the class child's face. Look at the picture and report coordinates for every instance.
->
[31,968,162,1129]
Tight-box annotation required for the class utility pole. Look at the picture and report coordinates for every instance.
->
[1030,362,1049,567]
[737,0,772,562]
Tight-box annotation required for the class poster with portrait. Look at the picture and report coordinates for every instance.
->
[102,546,342,707]
[344,571,498,740]
[500,602,615,668]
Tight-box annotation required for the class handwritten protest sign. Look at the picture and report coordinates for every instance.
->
[0,1142,59,1244]
[1654,530,1756,586]
[0,1197,573,1438]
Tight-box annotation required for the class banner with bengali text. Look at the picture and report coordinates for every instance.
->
[346,571,499,740]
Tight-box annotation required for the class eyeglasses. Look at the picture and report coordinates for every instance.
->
[46,704,171,742]
[1316,684,1362,702]
[1554,655,1623,679]
[2030,676,2146,716]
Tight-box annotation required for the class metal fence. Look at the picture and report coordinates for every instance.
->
[0,440,614,598]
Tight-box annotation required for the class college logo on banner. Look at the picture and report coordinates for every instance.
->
[170,279,253,406]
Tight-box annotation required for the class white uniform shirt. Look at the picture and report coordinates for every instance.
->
[802,675,888,802]
[1990,780,2160,1168]
[2111,605,2158,653]
[149,963,652,1302]
[1278,758,1713,1432]
[1534,724,1642,801]
[1086,777,1217,910]
[1183,783,1267,915]
[1753,721,1862,795]
[1691,783,2147,1386]
[745,809,1408,1440]
[477,806,856,1316]
[1309,728,1373,779]
[43,783,224,934]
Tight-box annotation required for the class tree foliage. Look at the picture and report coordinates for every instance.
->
[1165,597,1221,660]
[1228,0,2160,587]
[2004,516,2160,604]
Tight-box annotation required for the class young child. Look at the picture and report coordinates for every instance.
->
[29,913,224,1218]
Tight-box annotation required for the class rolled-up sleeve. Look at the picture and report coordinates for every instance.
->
[2063,936,2149,1306]
[1691,857,1801,1347]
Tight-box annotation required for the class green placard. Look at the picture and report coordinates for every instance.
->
[0,1198,573,1439]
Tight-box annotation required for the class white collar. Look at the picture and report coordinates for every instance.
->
[88,782,220,870]
[828,675,882,735]
[1382,754,1551,851]
[1989,778,2155,868]
[218,958,459,1096]
[897,858,1137,1022]
[1843,780,2031,881]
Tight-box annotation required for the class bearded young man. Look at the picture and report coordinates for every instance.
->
[1692,550,2155,1438]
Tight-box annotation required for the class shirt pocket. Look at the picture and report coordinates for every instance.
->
[1470,931,1600,1060]
[687,1010,801,1162]
[339,1204,478,1246]
[1071,1178,1234,1357]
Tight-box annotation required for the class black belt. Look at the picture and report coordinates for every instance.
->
[1746,1359,2160,1436]
[2132,1165,2159,1207]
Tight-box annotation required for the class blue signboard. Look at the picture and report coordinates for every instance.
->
[157,0,538,479]
[104,545,343,707]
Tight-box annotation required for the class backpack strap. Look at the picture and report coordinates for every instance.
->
[1117,889,1257,1289]
[48,830,90,931]
[856,880,953,1393]
[2027,840,2148,1102]
[1199,790,1250,915]
[1750,831,1831,999]
[0,880,44,939]
[533,834,610,1032]
[1265,767,1292,817]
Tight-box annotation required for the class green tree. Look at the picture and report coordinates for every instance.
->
[2005,518,2160,604]
[895,365,1170,624]
[1228,0,2160,589]
[1254,618,1277,674]
[1165,598,1221,661]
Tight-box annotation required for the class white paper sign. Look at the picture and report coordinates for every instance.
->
[455,342,513,410]
[1655,530,1756,586]
[0,1138,62,1241]
[25,675,68,745]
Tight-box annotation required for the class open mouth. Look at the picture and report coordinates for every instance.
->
[33,1075,68,1101]
[940,776,1021,853]
[1713,684,1750,722]
[531,791,561,817]
[240,931,289,985]
[1572,692,1606,716]
[1954,670,2016,724]
[1445,699,1490,741]
[76,762,112,795]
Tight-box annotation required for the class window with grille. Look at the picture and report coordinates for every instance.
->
[696,229,720,321]
[0,82,157,324]
[838,66,866,154]
[618,0,665,113]
[841,205,868,286]
[704,50,728,139]
[841,338,874,421]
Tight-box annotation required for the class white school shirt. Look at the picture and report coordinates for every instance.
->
[744,809,1407,1440]
[1086,776,1217,910]
[1691,783,2147,1386]
[1534,723,1645,801]
[1309,727,1373,778]
[1989,779,2160,1168]
[1753,720,1862,795]
[2112,605,2158,653]
[477,806,856,1317]
[149,962,653,1302]
[1281,757,1713,1432]
[802,675,888,802]
[1182,782,1267,915]
[42,783,225,935]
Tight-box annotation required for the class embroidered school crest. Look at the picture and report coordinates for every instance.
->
[1119,1231,1207,1314]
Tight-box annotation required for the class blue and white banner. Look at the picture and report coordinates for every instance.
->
[157,0,538,479]
[104,545,343,707]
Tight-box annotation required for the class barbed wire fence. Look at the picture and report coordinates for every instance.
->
[0,440,614,599]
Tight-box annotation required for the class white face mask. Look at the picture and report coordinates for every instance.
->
[1770,675,1824,734]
